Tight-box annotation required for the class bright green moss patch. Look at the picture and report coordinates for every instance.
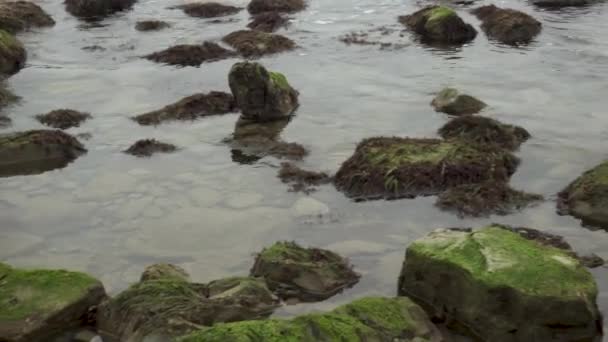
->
[426,6,455,22]
[364,139,473,167]
[270,72,290,90]
[178,319,304,342]
[0,29,20,50]
[256,241,313,263]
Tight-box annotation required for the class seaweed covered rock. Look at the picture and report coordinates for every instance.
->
[438,115,531,151]
[179,297,442,342]
[228,62,298,121]
[472,5,541,45]
[430,87,486,116]
[247,0,305,14]
[248,12,289,32]
[140,263,190,282]
[144,42,237,67]
[0,30,26,75]
[173,2,242,18]
[278,162,331,193]
[250,241,360,302]
[0,1,55,33]
[223,30,295,57]
[0,263,106,342]
[398,226,602,342]
[36,109,91,129]
[0,130,86,177]
[334,137,519,200]
[123,139,177,157]
[135,20,170,31]
[435,181,543,217]
[65,0,137,19]
[558,161,608,230]
[399,6,476,45]
[97,276,279,341]
[133,91,236,125]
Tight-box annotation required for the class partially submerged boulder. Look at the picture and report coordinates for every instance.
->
[247,0,305,14]
[144,42,237,67]
[558,160,608,230]
[223,30,295,57]
[173,2,242,18]
[430,87,486,116]
[278,162,331,193]
[0,29,26,75]
[123,139,178,157]
[228,62,298,121]
[0,130,86,177]
[398,226,602,341]
[36,109,91,129]
[132,91,236,125]
[250,241,360,302]
[399,6,477,45]
[0,82,18,109]
[65,0,137,19]
[140,263,190,282]
[438,115,531,151]
[531,0,597,8]
[334,137,519,200]
[135,20,170,31]
[0,263,106,342]
[247,12,289,32]
[0,1,55,33]
[472,5,541,45]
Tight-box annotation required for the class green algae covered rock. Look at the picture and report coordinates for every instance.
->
[0,262,106,342]
[334,137,519,200]
[178,296,443,342]
[0,29,26,75]
[558,161,608,230]
[471,5,541,46]
[399,6,476,45]
[430,88,486,116]
[438,115,530,151]
[398,226,602,342]
[139,263,190,282]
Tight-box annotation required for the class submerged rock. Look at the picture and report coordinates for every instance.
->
[0,1,55,33]
[65,0,137,19]
[36,109,91,129]
[558,160,608,230]
[173,2,242,18]
[133,91,236,125]
[531,0,597,8]
[247,0,305,14]
[223,30,295,57]
[430,87,486,115]
[247,12,289,32]
[145,42,237,67]
[438,115,531,151]
[135,20,170,31]
[399,6,476,45]
[228,62,298,121]
[333,137,519,200]
[0,263,106,342]
[0,82,18,109]
[472,5,541,45]
[0,30,26,75]
[123,139,178,157]
[140,263,190,282]
[0,130,86,177]
[278,162,331,193]
[398,226,602,341]
[250,241,360,302]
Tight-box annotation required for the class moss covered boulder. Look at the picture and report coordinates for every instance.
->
[0,130,86,177]
[0,30,26,75]
[0,263,106,342]
[173,2,242,18]
[334,137,519,200]
[135,20,170,32]
[438,115,531,151]
[140,263,190,282]
[36,109,91,129]
[398,226,602,341]
[223,30,295,57]
[0,1,55,34]
[179,296,442,341]
[65,0,137,19]
[399,6,476,45]
[558,161,608,230]
[472,5,541,46]
[248,12,289,32]
[250,241,360,302]
[145,42,237,67]
[247,0,305,14]
[430,88,486,116]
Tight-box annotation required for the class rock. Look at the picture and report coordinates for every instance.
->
[0,262,107,342]
[399,6,476,45]
[438,115,531,151]
[140,263,191,283]
[35,109,91,129]
[0,82,18,109]
[333,137,519,201]
[531,0,597,8]
[0,115,10,128]
[65,0,137,19]
[398,226,602,341]
[132,92,236,125]
[123,139,178,157]
[579,253,605,268]
[97,276,279,341]
[435,181,543,217]
[247,0,305,14]
[0,130,87,177]
[558,161,608,230]
[0,30,26,75]
[247,12,289,32]
[430,87,486,116]
[250,241,360,302]
[135,20,170,31]
[179,296,443,342]
[173,2,242,18]
[228,62,298,121]
[0,1,55,33]
[472,5,541,45]
[278,162,331,193]
[222,30,295,57]
[144,42,237,67]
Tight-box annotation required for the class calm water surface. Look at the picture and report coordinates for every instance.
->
[1,0,608,335]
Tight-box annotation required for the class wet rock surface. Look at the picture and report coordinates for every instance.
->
[133,91,236,125]
[123,139,178,157]
[0,1,55,34]
[398,226,602,342]
[65,0,137,19]
[278,162,331,193]
[399,6,477,45]
[173,2,242,18]
[0,82,18,110]
[0,130,87,177]
[247,12,289,32]
[250,241,360,302]
[36,109,91,129]
[223,30,295,57]
[531,0,597,8]
[140,263,191,282]
[431,87,486,116]
[144,42,237,67]
[135,20,170,31]
[247,0,306,14]
[0,30,26,75]
[438,115,531,151]
[472,5,541,45]
[0,262,106,342]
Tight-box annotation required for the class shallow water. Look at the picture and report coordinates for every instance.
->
[1,0,608,337]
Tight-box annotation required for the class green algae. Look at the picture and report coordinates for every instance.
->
[269,72,290,90]
[426,6,455,22]
[255,241,313,263]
